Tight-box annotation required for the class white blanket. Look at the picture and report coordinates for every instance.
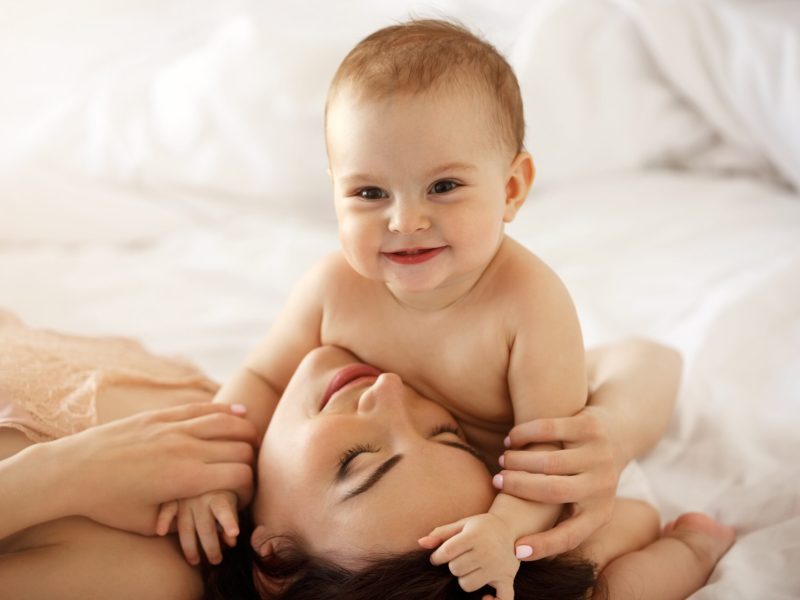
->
[1,1,799,597]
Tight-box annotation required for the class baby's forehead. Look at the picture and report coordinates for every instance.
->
[326,81,513,154]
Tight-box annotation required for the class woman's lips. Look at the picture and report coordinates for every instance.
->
[382,246,446,265]
[321,363,382,409]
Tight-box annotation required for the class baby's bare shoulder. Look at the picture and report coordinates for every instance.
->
[491,237,567,303]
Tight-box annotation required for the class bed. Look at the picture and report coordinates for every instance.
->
[1,1,798,597]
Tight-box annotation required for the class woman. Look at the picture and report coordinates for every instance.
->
[0,313,728,598]
[209,345,734,600]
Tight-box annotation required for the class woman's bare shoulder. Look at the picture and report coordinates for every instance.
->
[0,517,202,600]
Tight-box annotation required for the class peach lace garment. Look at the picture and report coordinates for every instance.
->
[0,309,219,441]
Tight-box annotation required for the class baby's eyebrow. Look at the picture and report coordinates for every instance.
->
[426,161,477,177]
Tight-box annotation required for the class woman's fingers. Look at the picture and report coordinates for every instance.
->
[498,471,592,504]
[181,463,253,505]
[514,512,596,561]
[182,412,259,446]
[501,448,584,475]
[191,440,254,466]
[507,413,602,447]
[145,402,246,424]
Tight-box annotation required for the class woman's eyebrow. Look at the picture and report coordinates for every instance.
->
[340,454,403,502]
[338,441,484,503]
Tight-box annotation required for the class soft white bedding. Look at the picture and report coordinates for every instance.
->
[2,1,798,598]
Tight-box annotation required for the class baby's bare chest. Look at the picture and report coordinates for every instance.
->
[321,300,514,430]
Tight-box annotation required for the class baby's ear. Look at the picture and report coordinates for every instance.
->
[503,152,535,223]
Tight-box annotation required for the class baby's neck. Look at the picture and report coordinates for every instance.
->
[385,275,481,312]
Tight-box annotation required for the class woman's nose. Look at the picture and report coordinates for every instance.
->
[357,373,407,415]
[388,198,430,234]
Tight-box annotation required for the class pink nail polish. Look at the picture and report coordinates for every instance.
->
[231,404,247,415]
[498,454,505,467]
[492,473,503,489]
[516,545,533,559]
[504,436,511,448]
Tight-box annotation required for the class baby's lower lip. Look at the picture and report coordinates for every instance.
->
[383,247,446,265]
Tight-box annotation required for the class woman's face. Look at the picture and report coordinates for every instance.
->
[252,346,496,566]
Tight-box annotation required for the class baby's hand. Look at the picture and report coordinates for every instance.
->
[156,490,239,565]
[418,513,519,600]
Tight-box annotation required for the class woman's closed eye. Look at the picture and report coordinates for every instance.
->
[337,442,379,477]
[336,423,477,479]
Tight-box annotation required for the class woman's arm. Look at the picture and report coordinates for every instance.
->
[0,517,201,600]
[583,338,682,467]
[499,338,682,559]
[0,403,257,540]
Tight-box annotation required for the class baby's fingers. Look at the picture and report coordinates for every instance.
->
[210,495,240,546]
[429,531,475,566]
[418,516,469,549]
[194,505,224,565]
[156,500,178,536]
[491,577,515,600]
[177,507,201,566]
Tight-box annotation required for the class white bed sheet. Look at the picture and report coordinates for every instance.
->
[2,0,799,598]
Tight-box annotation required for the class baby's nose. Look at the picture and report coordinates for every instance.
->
[388,199,430,234]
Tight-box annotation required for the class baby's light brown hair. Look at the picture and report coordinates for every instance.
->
[326,18,525,155]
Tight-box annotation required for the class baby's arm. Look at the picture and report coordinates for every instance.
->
[212,255,335,438]
[161,255,336,563]
[487,258,588,549]
[422,261,587,596]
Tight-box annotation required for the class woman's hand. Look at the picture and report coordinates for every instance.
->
[498,405,624,560]
[49,402,257,536]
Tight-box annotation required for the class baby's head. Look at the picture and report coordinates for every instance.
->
[325,19,534,300]
[326,18,525,158]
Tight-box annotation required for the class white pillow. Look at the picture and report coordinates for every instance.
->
[632,0,800,191]
[510,0,713,189]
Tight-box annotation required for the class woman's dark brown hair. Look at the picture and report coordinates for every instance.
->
[204,512,603,600]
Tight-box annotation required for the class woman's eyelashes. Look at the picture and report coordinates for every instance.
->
[338,443,378,476]
[337,423,468,477]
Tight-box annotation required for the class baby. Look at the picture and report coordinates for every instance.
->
[158,19,732,597]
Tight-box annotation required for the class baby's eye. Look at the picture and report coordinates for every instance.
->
[357,187,388,201]
[430,180,459,195]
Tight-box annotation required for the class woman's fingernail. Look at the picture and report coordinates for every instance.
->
[498,454,505,467]
[492,473,503,489]
[516,545,533,559]
[504,436,511,448]
[231,404,247,414]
